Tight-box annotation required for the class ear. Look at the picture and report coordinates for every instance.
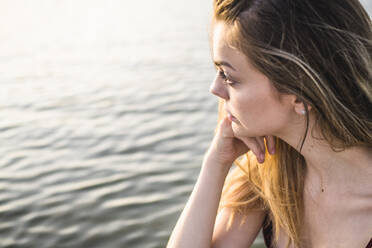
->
[290,95,312,115]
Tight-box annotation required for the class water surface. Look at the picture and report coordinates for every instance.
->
[0,1,370,247]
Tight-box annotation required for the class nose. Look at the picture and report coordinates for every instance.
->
[209,76,229,100]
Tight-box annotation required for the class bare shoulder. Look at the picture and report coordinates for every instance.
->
[211,207,266,248]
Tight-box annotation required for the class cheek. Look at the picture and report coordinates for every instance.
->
[232,93,288,135]
[233,92,271,120]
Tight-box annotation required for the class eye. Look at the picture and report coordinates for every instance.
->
[217,69,236,86]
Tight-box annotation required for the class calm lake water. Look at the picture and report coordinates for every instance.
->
[0,1,370,247]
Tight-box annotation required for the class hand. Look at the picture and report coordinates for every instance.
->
[204,115,276,169]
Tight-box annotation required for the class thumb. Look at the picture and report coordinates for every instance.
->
[218,116,235,138]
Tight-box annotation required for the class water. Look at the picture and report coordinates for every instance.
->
[0,1,370,248]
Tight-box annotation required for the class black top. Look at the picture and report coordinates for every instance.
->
[262,214,372,248]
[262,214,273,248]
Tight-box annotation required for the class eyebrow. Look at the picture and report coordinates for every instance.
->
[214,60,236,71]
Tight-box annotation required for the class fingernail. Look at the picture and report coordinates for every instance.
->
[259,153,265,163]
[223,116,230,124]
[227,113,233,122]
[270,147,275,154]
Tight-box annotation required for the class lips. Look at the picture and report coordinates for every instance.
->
[225,109,239,123]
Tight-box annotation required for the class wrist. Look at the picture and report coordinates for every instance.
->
[202,155,232,177]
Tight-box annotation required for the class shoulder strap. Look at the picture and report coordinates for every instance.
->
[262,214,273,248]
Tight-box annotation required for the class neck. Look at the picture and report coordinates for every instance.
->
[275,113,372,193]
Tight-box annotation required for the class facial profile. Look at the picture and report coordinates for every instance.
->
[210,21,301,139]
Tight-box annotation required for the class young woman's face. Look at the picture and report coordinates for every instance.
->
[210,21,293,138]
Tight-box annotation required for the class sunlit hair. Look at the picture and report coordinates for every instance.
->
[210,0,372,247]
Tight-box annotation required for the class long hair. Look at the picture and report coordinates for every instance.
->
[211,0,372,247]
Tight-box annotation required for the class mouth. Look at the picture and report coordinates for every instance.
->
[226,111,240,123]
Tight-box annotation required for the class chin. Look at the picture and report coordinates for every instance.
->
[231,122,250,136]
[231,122,261,138]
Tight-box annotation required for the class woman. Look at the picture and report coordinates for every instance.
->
[167,0,372,247]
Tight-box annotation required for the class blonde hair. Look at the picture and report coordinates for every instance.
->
[211,0,372,247]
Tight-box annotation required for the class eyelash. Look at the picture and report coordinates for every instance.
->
[217,69,236,86]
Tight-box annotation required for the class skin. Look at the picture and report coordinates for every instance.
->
[210,21,372,247]
[167,21,372,248]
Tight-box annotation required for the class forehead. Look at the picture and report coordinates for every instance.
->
[212,22,250,72]
[212,22,235,60]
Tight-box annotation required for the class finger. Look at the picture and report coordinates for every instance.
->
[255,136,266,155]
[234,138,250,156]
[265,135,276,154]
[217,116,234,138]
[239,137,265,163]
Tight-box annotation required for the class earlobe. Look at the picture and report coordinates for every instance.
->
[292,96,312,115]
[295,104,312,115]
[279,94,312,115]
